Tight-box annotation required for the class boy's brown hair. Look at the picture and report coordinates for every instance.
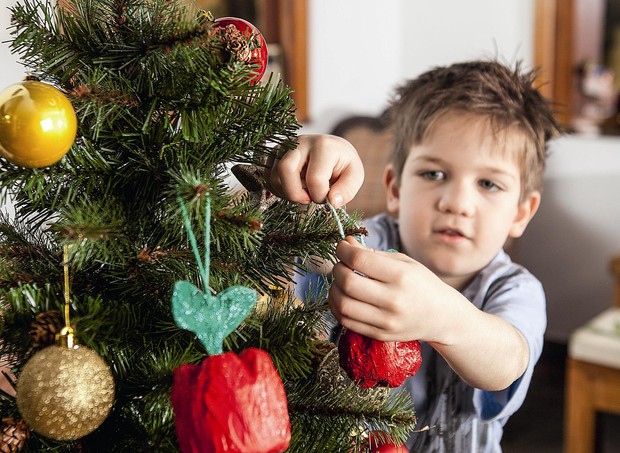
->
[386,60,561,199]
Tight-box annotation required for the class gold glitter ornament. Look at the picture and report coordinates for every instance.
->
[316,346,391,410]
[15,340,115,441]
[15,246,115,441]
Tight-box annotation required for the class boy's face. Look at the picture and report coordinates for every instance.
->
[384,112,540,289]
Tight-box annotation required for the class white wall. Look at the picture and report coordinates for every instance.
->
[305,0,535,132]
[0,0,27,89]
[1,0,24,220]
[519,135,620,342]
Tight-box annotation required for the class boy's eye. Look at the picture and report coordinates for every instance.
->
[479,179,500,191]
[421,170,445,181]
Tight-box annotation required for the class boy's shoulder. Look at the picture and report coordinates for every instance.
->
[465,250,544,311]
[480,250,537,285]
[361,212,400,251]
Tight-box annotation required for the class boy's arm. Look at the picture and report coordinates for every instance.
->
[428,305,529,391]
[264,134,364,208]
[329,238,529,391]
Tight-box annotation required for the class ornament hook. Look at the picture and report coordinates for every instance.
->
[56,244,76,349]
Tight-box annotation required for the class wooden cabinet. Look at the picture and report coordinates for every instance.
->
[535,0,619,133]
[534,0,575,126]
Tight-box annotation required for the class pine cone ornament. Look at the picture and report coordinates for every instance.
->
[218,22,253,63]
[28,310,63,351]
[0,417,30,453]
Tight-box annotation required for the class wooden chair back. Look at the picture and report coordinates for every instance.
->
[611,255,620,307]
[330,115,392,218]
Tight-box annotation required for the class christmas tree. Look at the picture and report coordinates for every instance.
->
[0,0,417,451]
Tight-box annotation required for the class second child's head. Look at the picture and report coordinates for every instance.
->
[382,60,560,288]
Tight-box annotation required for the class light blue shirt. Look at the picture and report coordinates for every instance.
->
[295,213,546,453]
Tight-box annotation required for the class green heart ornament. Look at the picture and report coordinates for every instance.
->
[172,192,257,356]
[172,280,256,355]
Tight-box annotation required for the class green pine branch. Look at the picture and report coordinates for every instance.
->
[286,352,417,453]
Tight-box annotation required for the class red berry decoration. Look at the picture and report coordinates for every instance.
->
[213,17,268,84]
[338,329,422,389]
[365,431,409,453]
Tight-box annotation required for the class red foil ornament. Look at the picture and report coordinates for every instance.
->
[338,329,422,389]
[171,347,291,453]
[213,17,268,84]
[365,431,409,453]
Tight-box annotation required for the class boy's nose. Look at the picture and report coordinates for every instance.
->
[437,183,475,217]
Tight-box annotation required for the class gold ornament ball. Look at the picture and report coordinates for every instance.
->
[0,80,77,168]
[16,344,115,441]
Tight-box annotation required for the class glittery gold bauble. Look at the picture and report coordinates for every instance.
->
[0,80,77,168]
[255,285,303,315]
[317,347,390,410]
[15,344,115,441]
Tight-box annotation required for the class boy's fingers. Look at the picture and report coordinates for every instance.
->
[304,154,334,204]
[331,261,387,310]
[328,281,386,329]
[264,148,311,204]
[297,134,364,206]
[341,236,367,250]
[327,158,364,207]
[275,149,312,203]
[335,240,413,282]
[263,134,363,206]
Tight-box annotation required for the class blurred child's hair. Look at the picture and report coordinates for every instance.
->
[387,60,561,198]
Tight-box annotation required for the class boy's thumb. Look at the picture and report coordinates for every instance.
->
[328,168,364,208]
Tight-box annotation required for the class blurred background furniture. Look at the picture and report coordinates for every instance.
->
[329,114,392,219]
[564,255,620,453]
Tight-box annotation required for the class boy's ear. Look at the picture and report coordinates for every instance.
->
[509,190,541,238]
[383,164,400,215]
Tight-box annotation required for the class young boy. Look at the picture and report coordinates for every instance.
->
[264,60,560,452]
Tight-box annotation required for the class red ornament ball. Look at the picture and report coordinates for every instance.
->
[171,347,290,453]
[213,17,268,84]
[338,329,422,389]
[365,431,409,453]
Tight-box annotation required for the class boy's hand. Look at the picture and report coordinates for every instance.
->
[329,238,532,391]
[328,237,453,342]
[264,134,364,208]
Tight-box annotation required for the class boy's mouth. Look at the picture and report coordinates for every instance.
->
[435,227,468,240]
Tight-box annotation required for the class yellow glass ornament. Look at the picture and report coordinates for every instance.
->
[15,333,115,441]
[0,80,77,168]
